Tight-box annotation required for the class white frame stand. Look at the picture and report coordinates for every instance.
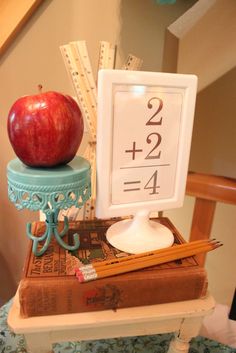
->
[96,70,198,254]
[8,291,215,353]
[106,210,174,253]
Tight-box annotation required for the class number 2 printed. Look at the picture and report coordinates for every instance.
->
[145,132,162,159]
[145,97,163,159]
[146,97,163,126]
[124,97,164,161]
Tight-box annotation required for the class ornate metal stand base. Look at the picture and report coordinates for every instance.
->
[26,209,80,256]
[7,157,91,256]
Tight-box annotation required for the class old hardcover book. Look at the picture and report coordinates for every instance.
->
[19,218,208,317]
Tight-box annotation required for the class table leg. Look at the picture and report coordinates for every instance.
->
[167,316,203,353]
[167,334,190,353]
[24,332,52,353]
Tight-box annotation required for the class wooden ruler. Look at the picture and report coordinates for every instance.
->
[60,41,97,220]
[60,142,96,221]
[60,41,140,221]
[122,54,143,70]
[82,142,96,220]
[60,42,97,142]
[70,41,97,105]
[97,41,117,71]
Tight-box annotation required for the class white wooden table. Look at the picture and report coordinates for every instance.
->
[8,292,215,353]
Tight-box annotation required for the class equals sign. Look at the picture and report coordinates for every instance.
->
[123,181,141,192]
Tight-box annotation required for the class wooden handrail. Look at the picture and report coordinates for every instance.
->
[186,172,236,205]
[185,171,236,266]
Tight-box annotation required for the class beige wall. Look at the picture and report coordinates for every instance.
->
[190,67,236,178]
[0,0,195,303]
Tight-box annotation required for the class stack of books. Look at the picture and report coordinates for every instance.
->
[18,217,208,318]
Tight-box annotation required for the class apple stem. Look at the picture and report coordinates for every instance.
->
[38,84,43,93]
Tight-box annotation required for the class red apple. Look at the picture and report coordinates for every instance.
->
[7,90,84,167]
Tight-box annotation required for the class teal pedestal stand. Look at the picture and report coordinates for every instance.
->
[7,156,91,256]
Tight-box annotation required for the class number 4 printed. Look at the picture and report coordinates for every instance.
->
[144,170,160,195]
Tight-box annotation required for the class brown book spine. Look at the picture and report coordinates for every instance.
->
[19,267,207,317]
[19,218,208,317]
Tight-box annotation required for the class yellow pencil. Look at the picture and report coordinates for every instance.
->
[76,240,222,282]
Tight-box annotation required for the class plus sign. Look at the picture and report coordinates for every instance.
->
[125,141,143,160]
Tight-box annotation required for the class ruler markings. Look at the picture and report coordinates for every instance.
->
[60,41,142,220]
[98,41,117,72]
[60,44,96,142]
[122,54,143,71]
[60,42,97,220]
[69,42,97,140]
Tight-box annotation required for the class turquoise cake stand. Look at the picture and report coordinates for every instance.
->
[7,156,91,256]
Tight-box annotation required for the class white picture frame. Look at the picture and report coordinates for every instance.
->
[96,69,197,220]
